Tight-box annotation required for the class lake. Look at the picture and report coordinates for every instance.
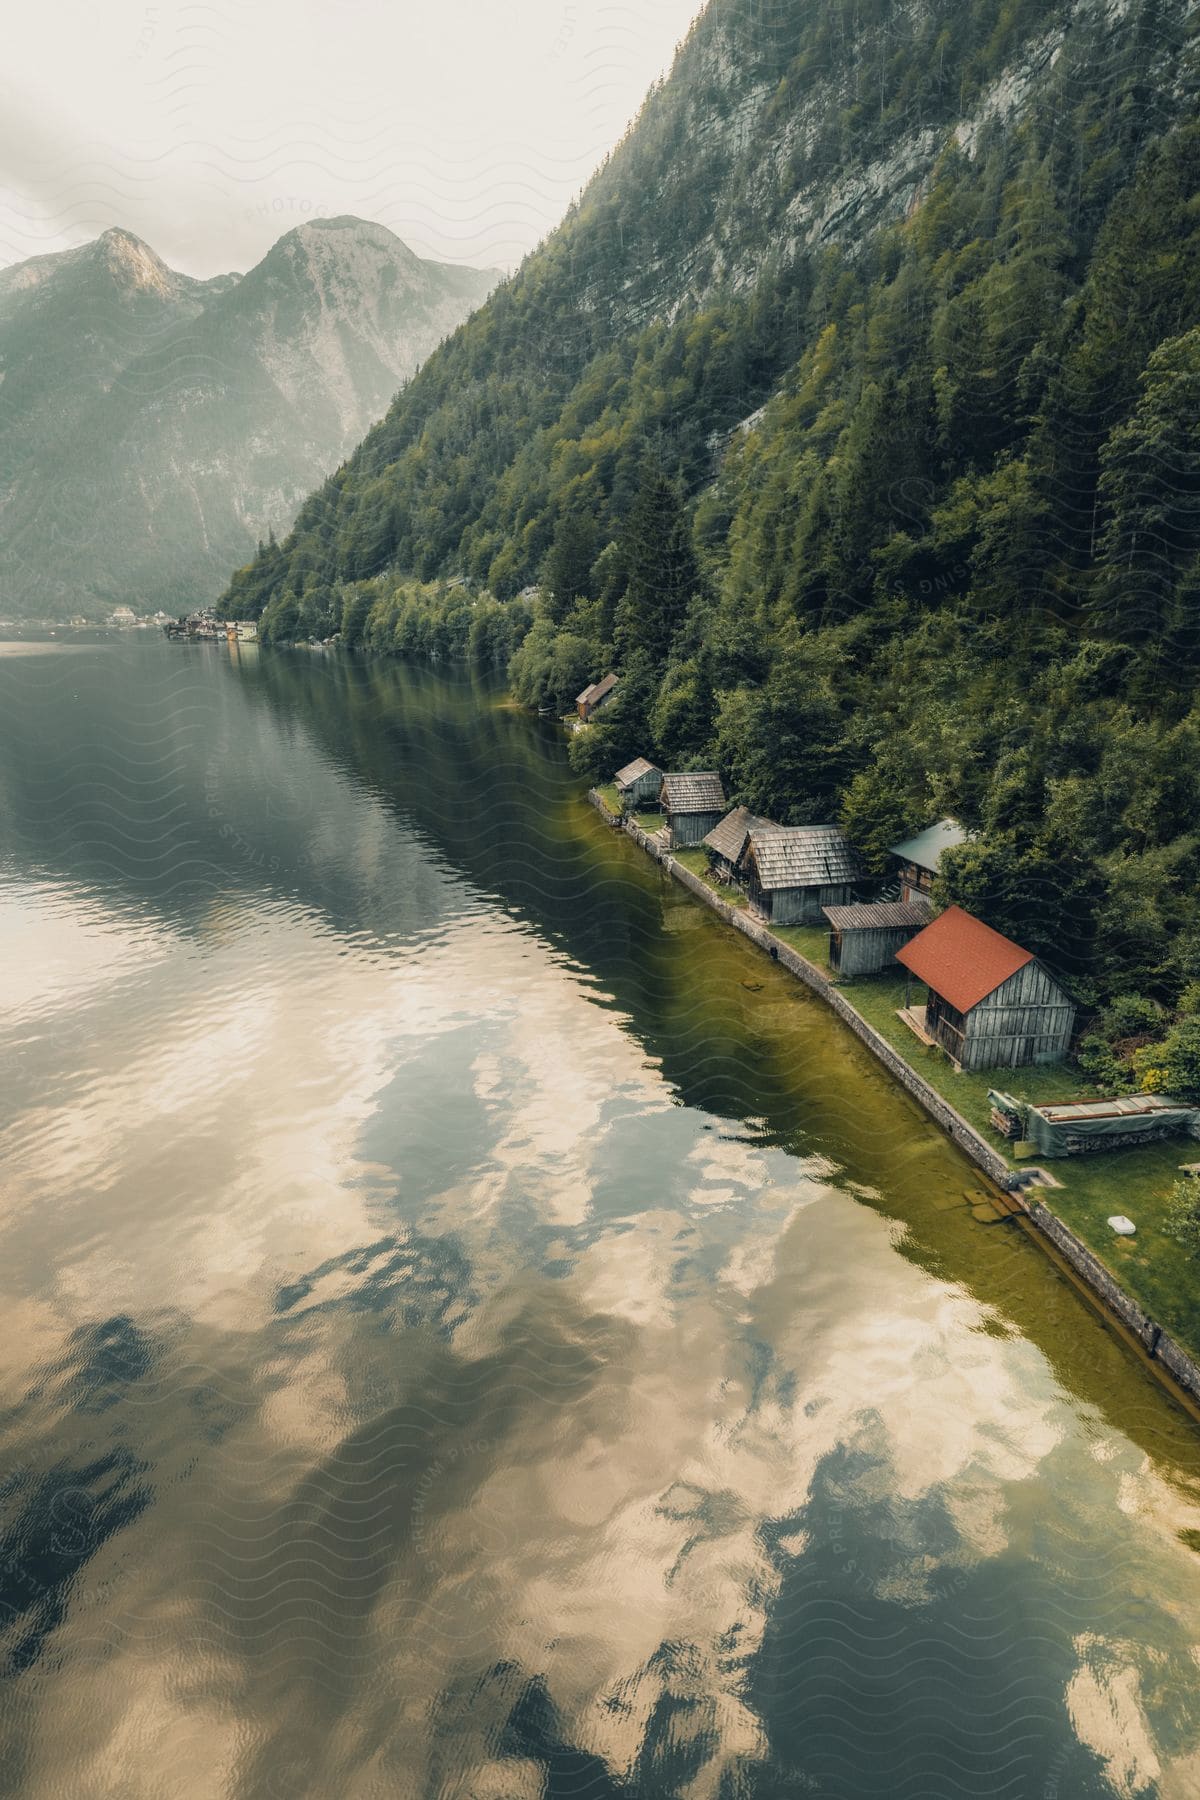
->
[3,635,1200,1799]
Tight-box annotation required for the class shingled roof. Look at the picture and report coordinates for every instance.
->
[748,826,863,891]
[703,805,776,865]
[577,672,618,707]
[614,756,659,789]
[895,905,1035,1012]
[822,899,933,932]
[662,771,726,814]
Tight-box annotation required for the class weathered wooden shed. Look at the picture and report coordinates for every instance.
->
[743,826,864,926]
[661,772,727,848]
[822,898,933,977]
[702,805,777,881]
[895,905,1076,1071]
[614,756,662,811]
[576,673,618,721]
[889,818,967,904]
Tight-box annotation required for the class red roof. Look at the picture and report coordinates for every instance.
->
[894,905,1034,1013]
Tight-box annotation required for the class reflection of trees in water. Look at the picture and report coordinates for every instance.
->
[0,1449,151,1675]
[273,1229,477,1339]
[248,649,600,901]
[0,1315,157,1676]
[244,652,824,1132]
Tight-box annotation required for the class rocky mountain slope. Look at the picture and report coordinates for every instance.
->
[226,0,1200,1020]
[0,231,229,491]
[223,0,1198,617]
[0,219,495,613]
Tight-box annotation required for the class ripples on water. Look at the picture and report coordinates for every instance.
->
[2,638,1200,1798]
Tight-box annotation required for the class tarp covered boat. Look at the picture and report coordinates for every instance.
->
[989,1090,1200,1158]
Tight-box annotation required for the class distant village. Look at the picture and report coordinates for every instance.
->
[104,606,170,630]
[163,608,258,642]
[1,605,259,637]
[2,606,175,631]
[581,672,1200,1193]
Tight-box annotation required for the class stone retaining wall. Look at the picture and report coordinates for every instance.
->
[590,788,1200,1406]
[1028,1201,1200,1398]
[600,798,1015,1186]
[1028,1201,1160,1349]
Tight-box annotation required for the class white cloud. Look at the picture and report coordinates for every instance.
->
[0,0,703,276]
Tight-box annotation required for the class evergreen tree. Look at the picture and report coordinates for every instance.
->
[208,0,1200,1013]
[543,500,598,622]
[614,463,700,665]
[1094,326,1200,664]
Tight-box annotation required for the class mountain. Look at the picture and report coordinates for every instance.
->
[225,0,1200,1026]
[225,0,1200,615]
[0,230,229,490]
[0,219,496,613]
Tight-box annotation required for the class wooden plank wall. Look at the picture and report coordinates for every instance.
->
[669,809,724,848]
[772,882,854,926]
[961,961,1075,1070]
[836,925,920,978]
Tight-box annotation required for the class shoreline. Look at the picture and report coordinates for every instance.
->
[589,789,1200,1417]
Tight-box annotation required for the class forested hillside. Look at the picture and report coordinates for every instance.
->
[222,0,1200,1055]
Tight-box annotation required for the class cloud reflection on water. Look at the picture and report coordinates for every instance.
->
[4,647,1200,1796]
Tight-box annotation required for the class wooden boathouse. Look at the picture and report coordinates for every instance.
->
[743,825,863,926]
[889,818,967,903]
[661,772,727,848]
[576,673,618,722]
[895,905,1075,1071]
[702,805,776,882]
[613,757,661,812]
[822,898,932,977]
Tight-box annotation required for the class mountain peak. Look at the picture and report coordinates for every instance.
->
[95,227,176,297]
[0,207,498,613]
[96,225,147,248]
[268,215,423,273]
[257,218,499,307]
[294,215,400,239]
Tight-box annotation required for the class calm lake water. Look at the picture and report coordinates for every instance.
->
[3,636,1200,1799]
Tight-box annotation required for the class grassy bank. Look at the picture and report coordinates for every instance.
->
[838,971,1200,1358]
[593,788,665,835]
[1047,1144,1198,1352]
[670,846,749,903]
[767,922,834,964]
[589,785,1200,1362]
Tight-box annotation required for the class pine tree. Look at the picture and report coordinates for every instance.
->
[543,500,598,622]
[613,463,700,665]
[1095,326,1200,655]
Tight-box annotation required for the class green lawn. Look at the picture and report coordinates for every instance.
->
[1044,1146,1200,1355]
[767,922,834,966]
[670,847,750,905]
[601,793,1200,1361]
[843,970,1200,1360]
[594,789,662,833]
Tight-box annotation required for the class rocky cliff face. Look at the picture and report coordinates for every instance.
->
[575,0,1187,316]
[225,0,1198,619]
[0,220,495,614]
[0,229,224,489]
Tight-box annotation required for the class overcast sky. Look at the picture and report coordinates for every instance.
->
[2,0,703,278]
